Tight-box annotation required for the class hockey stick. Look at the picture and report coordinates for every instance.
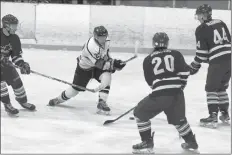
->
[13,65,95,93]
[29,70,95,92]
[103,106,136,125]
[122,40,139,64]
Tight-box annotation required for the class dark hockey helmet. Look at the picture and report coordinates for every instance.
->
[93,25,108,37]
[2,14,19,26]
[152,32,169,49]
[195,4,212,21]
[93,26,108,46]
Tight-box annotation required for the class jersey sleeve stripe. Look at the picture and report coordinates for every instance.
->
[196,50,208,54]
[152,85,182,92]
[196,55,208,61]
[177,72,190,76]
[12,56,23,64]
[209,44,231,53]
[152,77,181,85]
[209,51,231,61]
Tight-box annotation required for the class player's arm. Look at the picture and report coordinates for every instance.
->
[104,38,126,71]
[190,27,208,75]
[221,21,231,42]
[143,56,153,88]
[11,34,30,74]
[175,52,190,89]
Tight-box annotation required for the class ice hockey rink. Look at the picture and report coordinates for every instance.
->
[1,49,231,154]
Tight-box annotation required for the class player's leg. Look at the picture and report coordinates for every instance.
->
[201,64,221,128]
[218,61,231,123]
[164,90,199,152]
[5,66,35,111]
[132,95,172,154]
[1,81,19,115]
[94,70,112,114]
[48,64,92,106]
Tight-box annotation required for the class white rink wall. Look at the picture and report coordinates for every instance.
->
[1,2,231,50]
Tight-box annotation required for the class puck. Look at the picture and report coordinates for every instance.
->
[129,116,135,120]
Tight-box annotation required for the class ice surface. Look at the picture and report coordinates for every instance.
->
[1,49,231,154]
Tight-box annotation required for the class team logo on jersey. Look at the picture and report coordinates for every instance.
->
[94,52,101,59]
[1,43,12,56]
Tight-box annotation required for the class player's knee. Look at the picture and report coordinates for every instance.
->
[173,118,188,126]
[205,83,219,92]
[72,85,85,92]
[11,76,23,89]
[65,87,79,99]
[133,106,145,121]
[99,72,112,87]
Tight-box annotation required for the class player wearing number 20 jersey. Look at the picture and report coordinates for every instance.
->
[189,4,231,128]
[132,32,198,154]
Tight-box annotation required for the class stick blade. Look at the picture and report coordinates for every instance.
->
[103,120,115,125]
[134,40,140,56]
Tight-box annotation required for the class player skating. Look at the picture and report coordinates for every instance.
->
[48,26,126,115]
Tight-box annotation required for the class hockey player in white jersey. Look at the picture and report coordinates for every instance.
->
[48,26,126,115]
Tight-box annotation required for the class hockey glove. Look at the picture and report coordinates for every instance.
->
[113,59,126,71]
[188,61,201,75]
[19,62,30,74]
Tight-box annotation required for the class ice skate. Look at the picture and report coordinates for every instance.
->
[132,132,155,154]
[219,111,230,125]
[200,112,218,129]
[20,102,36,111]
[48,98,61,106]
[96,99,111,115]
[181,134,200,154]
[4,103,19,116]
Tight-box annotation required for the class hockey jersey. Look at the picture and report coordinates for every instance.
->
[0,28,25,66]
[78,36,111,70]
[143,49,190,97]
[194,19,231,64]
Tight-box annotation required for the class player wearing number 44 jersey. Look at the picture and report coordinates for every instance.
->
[132,32,199,154]
[48,26,126,115]
[189,4,231,128]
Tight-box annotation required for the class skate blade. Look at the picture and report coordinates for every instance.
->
[221,121,230,126]
[219,118,230,125]
[132,148,155,154]
[20,108,37,112]
[183,148,200,154]
[96,109,111,116]
[199,122,217,129]
[6,112,19,117]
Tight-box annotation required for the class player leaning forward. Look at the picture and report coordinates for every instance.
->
[132,32,199,154]
[1,14,36,115]
[189,4,231,128]
[48,26,126,114]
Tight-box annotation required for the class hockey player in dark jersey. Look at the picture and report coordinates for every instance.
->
[1,14,36,115]
[189,4,231,128]
[132,32,199,154]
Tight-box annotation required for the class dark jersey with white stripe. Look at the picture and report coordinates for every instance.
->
[1,28,24,66]
[143,49,189,97]
[194,19,231,64]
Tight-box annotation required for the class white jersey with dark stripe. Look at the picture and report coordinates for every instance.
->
[143,49,190,97]
[194,19,231,64]
[78,37,111,70]
[1,28,24,66]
